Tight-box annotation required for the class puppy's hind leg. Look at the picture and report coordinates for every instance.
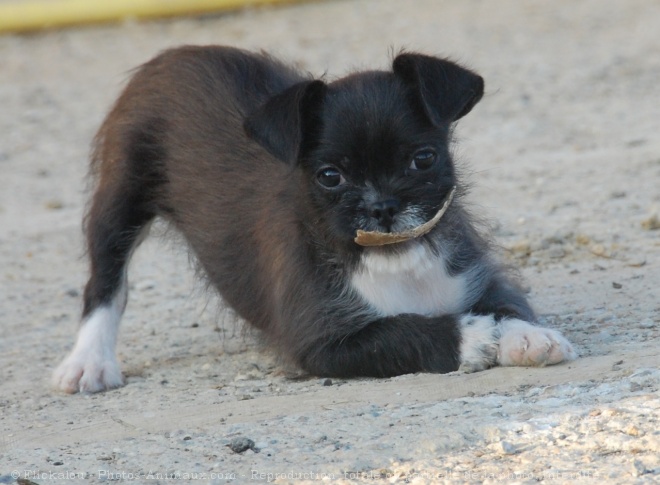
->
[52,185,154,393]
[53,163,157,393]
[53,283,128,394]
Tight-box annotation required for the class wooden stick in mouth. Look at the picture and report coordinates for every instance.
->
[354,186,456,247]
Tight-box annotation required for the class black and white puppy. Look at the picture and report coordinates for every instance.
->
[53,46,576,393]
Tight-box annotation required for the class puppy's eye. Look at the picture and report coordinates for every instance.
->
[316,167,345,188]
[409,150,437,171]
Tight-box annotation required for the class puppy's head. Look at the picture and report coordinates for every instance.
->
[245,53,484,250]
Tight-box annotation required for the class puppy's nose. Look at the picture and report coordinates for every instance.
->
[369,198,400,230]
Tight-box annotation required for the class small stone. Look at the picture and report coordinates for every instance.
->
[639,319,655,329]
[45,200,64,210]
[509,240,531,256]
[575,234,591,245]
[626,139,647,148]
[548,246,566,259]
[496,440,516,455]
[135,280,155,291]
[16,479,40,485]
[589,244,609,257]
[322,378,333,386]
[624,425,643,437]
[641,214,660,231]
[227,437,258,454]
[631,460,647,477]
[626,258,647,268]
[612,282,623,289]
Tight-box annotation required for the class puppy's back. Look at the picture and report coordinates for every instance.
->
[87,46,308,327]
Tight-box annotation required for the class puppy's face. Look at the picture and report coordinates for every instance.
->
[245,53,484,250]
[301,72,456,244]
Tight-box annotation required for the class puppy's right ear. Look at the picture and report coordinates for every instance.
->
[244,80,326,163]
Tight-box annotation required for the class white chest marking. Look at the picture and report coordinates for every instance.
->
[351,244,467,317]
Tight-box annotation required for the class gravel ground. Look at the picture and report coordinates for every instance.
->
[1,0,659,483]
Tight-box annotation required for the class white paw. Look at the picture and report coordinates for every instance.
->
[458,314,499,373]
[52,350,124,394]
[498,319,577,367]
[51,305,124,393]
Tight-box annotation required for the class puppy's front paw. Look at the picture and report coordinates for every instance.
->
[498,319,577,367]
[52,350,124,394]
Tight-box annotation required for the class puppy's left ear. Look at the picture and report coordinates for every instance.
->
[393,53,484,125]
[244,80,326,163]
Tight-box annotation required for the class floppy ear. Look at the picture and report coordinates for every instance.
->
[244,80,326,163]
[392,53,484,125]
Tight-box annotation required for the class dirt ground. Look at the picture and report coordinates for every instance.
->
[1,0,659,483]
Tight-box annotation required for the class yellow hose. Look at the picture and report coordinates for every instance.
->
[0,0,303,34]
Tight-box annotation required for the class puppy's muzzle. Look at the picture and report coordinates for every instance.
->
[354,186,456,247]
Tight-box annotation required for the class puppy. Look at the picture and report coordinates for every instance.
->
[52,46,576,393]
